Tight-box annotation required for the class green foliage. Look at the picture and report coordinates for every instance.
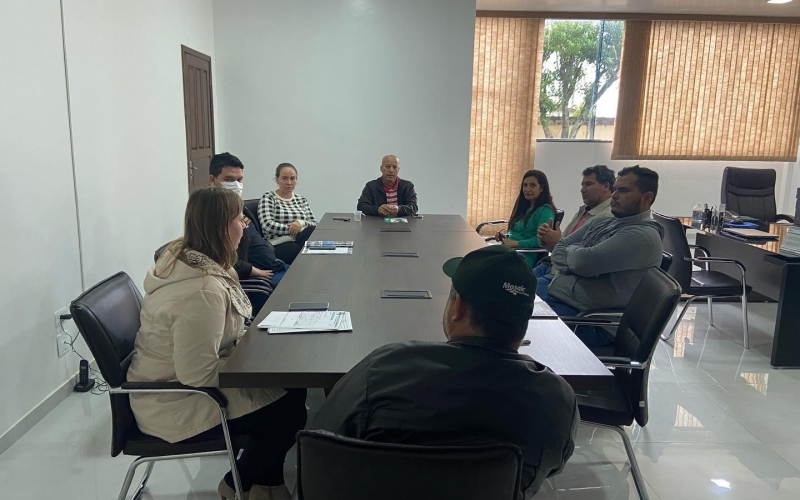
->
[539,20,623,138]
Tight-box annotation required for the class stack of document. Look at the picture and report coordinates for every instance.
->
[780,226,800,257]
[257,311,353,334]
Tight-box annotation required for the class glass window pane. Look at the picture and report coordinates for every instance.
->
[537,20,624,140]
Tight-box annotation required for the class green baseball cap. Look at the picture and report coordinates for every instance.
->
[442,245,536,315]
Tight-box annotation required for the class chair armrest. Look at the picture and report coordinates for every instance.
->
[476,220,507,233]
[687,256,746,272]
[118,381,228,408]
[515,248,549,254]
[241,277,273,290]
[560,316,618,326]
[777,214,795,224]
[597,356,647,370]
[688,244,710,257]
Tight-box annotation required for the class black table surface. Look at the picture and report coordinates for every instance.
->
[220,214,613,390]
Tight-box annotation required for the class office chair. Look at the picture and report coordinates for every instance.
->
[654,212,752,348]
[559,251,674,330]
[721,167,794,223]
[69,272,245,500]
[565,268,681,500]
[153,243,273,316]
[295,430,523,500]
[243,198,264,237]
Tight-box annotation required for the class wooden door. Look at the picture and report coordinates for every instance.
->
[182,46,215,191]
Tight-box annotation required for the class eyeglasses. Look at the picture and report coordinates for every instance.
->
[240,215,251,228]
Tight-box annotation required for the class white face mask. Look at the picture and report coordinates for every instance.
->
[219,180,243,197]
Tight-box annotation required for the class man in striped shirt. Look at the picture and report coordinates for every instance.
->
[357,155,419,217]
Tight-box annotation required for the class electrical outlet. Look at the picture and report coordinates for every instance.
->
[54,306,70,330]
[56,333,69,357]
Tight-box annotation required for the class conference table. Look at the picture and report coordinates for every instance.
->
[220,213,613,390]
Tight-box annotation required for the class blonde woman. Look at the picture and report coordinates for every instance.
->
[257,163,317,264]
[127,187,305,500]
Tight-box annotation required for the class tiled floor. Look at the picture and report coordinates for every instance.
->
[2,302,800,499]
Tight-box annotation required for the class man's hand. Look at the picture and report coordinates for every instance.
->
[537,218,562,251]
[288,221,304,236]
[378,204,393,216]
[250,267,274,279]
[387,205,399,216]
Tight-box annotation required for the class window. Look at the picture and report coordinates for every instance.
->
[537,20,624,140]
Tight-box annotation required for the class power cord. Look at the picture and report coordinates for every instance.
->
[58,314,108,395]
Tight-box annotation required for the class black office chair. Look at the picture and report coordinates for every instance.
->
[654,212,752,348]
[69,272,244,500]
[153,243,272,316]
[295,430,523,500]
[721,167,794,223]
[568,268,681,500]
[561,251,674,329]
[243,198,264,237]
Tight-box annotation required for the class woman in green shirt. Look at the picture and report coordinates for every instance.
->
[495,170,556,267]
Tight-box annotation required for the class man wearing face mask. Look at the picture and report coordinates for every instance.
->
[209,153,289,285]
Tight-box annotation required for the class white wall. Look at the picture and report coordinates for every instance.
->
[535,141,795,219]
[0,0,84,440]
[62,0,216,287]
[0,0,216,443]
[212,0,476,217]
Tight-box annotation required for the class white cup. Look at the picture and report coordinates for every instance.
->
[354,210,362,222]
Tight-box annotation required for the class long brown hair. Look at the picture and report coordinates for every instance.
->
[159,187,242,275]
[508,170,556,230]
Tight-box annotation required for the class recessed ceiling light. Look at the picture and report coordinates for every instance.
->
[767,0,793,4]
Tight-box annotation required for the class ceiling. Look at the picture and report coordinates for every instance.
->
[476,0,800,17]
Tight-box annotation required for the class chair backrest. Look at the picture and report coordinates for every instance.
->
[721,166,778,222]
[244,198,263,237]
[653,212,692,291]
[296,430,523,500]
[70,272,143,456]
[612,268,681,427]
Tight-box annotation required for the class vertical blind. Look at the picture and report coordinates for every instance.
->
[613,20,800,161]
[468,17,545,230]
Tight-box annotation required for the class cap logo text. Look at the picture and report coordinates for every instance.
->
[503,282,529,297]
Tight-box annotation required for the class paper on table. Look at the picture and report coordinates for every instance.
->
[532,296,558,319]
[257,311,352,333]
[301,246,353,255]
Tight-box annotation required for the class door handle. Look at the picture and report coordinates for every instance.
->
[189,160,197,171]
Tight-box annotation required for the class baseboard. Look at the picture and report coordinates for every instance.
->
[0,360,97,456]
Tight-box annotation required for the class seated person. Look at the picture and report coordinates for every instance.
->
[357,154,418,216]
[541,166,663,345]
[312,245,578,499]
[533,165,615,296]
[127,187,306,500]
[258,163,317,264]
[209,153,289,286]
[494,170,556,267]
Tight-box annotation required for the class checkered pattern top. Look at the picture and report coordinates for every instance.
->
[257,191,317,241]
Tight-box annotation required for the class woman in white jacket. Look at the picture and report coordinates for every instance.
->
[127,187,305,500]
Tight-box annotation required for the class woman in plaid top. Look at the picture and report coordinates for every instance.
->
[257,163,317,264]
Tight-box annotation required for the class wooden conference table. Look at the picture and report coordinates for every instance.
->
[220,213,613,390]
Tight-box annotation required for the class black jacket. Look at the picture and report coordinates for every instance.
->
[312,336,578,498]
[234,206,286,279]
[357,178,418,216]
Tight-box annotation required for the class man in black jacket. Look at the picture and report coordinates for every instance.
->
[357,154,418,216]
[312,246,578,499]
[208,153,289,284]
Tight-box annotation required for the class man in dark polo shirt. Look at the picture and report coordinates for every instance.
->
[312,245,578,498]
[356,154,418,216]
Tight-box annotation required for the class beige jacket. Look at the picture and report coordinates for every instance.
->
[127,248,285,443]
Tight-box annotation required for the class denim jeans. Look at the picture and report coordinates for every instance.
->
[270,264,290,286]
[537,276,613,348]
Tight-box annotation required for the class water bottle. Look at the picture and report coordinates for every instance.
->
[691,203,704,229]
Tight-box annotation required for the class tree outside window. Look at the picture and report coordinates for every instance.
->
[538,20,624,140]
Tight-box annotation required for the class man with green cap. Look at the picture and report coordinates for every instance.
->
[312,245,579,498]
